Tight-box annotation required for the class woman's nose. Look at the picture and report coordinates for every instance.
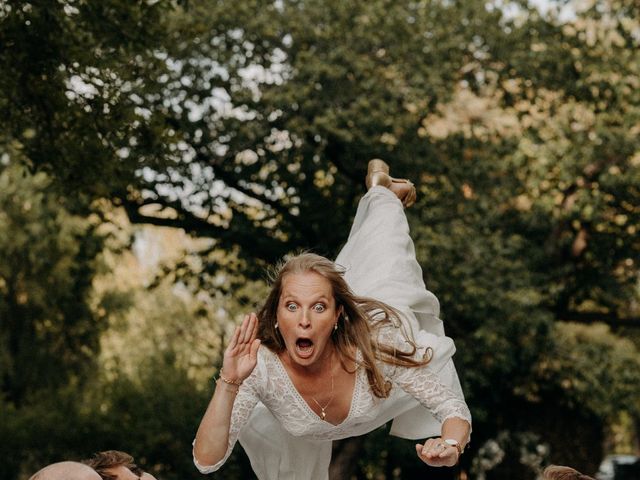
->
[299,310,311,328]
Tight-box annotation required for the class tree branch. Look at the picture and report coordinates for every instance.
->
[200,151,321,244]
[121,197,289,264]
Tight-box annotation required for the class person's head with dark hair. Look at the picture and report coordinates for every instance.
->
[543,465,596,480]
[84,451,156,480]
[29,461,101,480]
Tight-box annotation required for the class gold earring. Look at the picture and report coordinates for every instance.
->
[275,322,279,329]
[334,323,338,331]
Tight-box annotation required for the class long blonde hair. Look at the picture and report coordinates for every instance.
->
[257,253,431,398]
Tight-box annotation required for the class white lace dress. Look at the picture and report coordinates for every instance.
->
[194,186,471,479]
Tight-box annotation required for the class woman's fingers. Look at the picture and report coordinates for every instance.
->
[240,313,259,345]
[422,438,436,457]
[227,314,249,353]
[221,314,261,382]
[227,323,241,351]
[250,313,259,340]
[422,439,445,458]
[242,313,255,343]
[249,338,261,360]
[415,444,426,461]
[415,440,457,467]
[227,314,259,358]
[241,314,251,339]
[439,448,456,460]
[415,443,435,463]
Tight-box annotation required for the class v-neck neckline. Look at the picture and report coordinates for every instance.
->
[271,349,361,427]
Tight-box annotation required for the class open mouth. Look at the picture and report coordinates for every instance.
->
[295,338,314,358]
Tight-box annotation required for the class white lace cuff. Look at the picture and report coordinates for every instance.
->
[192,438,226,474]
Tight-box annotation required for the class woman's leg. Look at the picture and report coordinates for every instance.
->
[335,186,465,440]
[335,186,442,336]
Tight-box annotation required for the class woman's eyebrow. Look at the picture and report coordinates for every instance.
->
[280,294,330,302]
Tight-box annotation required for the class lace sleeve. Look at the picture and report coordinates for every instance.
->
[393,361,471,425]
[193,374,260,474]
[380,326,472,426]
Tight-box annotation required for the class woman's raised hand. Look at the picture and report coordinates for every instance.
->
[221,313,261,383]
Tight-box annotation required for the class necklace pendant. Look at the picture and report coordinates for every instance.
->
[321,410,326,420]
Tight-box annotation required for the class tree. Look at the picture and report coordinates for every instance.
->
[0,164,103,405]
[0,0,178,200]
[3,0,637,322]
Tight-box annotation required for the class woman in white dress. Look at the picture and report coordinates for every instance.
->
[193,160,472,479]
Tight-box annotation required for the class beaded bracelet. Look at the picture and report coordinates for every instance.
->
[219,371,243,386]
[215,378,239,395]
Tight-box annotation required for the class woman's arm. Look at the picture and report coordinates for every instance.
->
[193,313,261,470]
[393,359,472,467]
[383,329,472,467]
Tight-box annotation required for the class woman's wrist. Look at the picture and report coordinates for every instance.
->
[219,369,243,386]
[213,369,244,395]
[442,438,464,456]
[215,379,240,395]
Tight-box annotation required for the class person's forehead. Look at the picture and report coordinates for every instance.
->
[281,272,333,296]
[104,465,139,480]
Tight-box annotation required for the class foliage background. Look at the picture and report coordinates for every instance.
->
[0,0,638,478]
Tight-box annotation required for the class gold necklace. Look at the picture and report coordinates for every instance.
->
[309,354,334,421]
